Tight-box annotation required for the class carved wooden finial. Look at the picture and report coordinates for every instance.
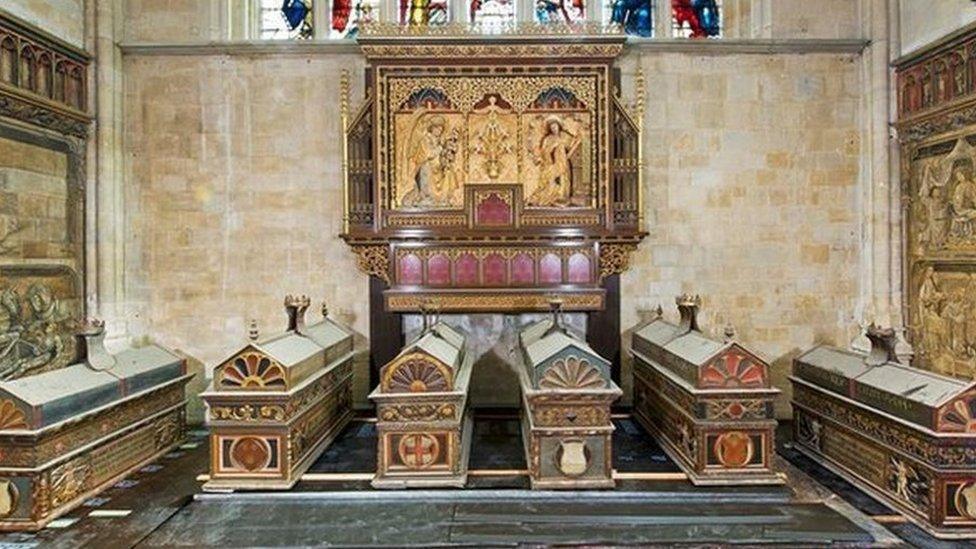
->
[654,303,664,318]
[865,324,900,366]
[284,294,311,334]
[248,319,259,341]
[549,297,565,324]
[321,301,330,319]
[419,300,432,332]
[676,293,702,333]
[723,323,736,343]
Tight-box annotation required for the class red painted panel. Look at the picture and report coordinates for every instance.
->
[455,253,479,286]
[483,253,507,286]
[539,253,562,284]
[511,253,534,284]
[567,252,591,283]
[475,192,513,226]
[427,254,451,286]
[398,253,423,285]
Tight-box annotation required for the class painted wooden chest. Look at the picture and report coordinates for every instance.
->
[791,326,976,538]
[517,309,621,489]
[0,319,191,530]
[370,321,473,488]
[201,296,354,490]
[630,295,781,486]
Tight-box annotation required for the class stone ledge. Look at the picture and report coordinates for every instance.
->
[627,38,870,55]
[119,38,869,57]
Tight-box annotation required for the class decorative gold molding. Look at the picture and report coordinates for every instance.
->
[385,290,604,312]
[358,21,624,38]
[599,243,637,281]
[352,245,391,283]
[360,43,624,60]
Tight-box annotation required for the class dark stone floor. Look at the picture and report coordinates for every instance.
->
[0,415,967,547]
[775,423,976,549]
[138,493,875,547]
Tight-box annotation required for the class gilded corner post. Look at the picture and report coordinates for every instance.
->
[634,65,645,232]
[340,69,351,235]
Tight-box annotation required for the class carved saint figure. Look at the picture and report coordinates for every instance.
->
[529,116,581,207]
[917,267,948,363]
[917,168,949,253]
[401,114,461,208]
[949,162,976,241]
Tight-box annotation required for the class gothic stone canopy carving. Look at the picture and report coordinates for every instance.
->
[341,31,645,313]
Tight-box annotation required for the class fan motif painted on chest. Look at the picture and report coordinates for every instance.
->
[384,358,451,393]
[219,352,287,389]
[0,400,27,430]
[539,356,604,389]
[938,395,976,432]
[700,351,766,389]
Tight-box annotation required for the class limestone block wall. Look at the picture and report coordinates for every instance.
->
[123,0,224,43]
[899,0,976,56]
[122,52,373,403]
[0,0,86,48]
[618,52,862,415]
[122,48,863,415]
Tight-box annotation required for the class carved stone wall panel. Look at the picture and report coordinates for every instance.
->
[899,28,976,381]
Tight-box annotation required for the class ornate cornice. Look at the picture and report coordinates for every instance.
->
[0,11,92,136]
[357,23,626,60]
[358,21,624,38]
[0,89,89,138]
[897,96,976,143]
[599,243,637,282]
[351,244,391,284]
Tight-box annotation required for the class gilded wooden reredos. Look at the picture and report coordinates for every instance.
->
[340,26,645,313]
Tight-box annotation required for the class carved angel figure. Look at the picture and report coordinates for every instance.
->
[528,116,581,207]
[401,114,462,208]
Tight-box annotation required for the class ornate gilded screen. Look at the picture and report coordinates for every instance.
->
[897,29,976,380]
[341,25,646,314]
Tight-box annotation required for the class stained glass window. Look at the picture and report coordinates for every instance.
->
[535,0,585,24]
[259,0,314,39]
[400,0,450,25]
[469,0,516,26]
[672,0,720,38]
[331,0,379,38]
[604,0,652,37]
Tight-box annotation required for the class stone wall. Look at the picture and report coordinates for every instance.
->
[122,52,373,402]
[899,0,976,56]
[0,0,86,49]
[123,47,863,414]
[620,51,862,414]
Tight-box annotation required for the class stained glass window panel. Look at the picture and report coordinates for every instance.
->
[672,0,721,38]
[470,0,516,26]
[400,0,450,25]
[535,0,585,24]
[331,0,379,38]
[260,0,314,39]
[604,0,652,37]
